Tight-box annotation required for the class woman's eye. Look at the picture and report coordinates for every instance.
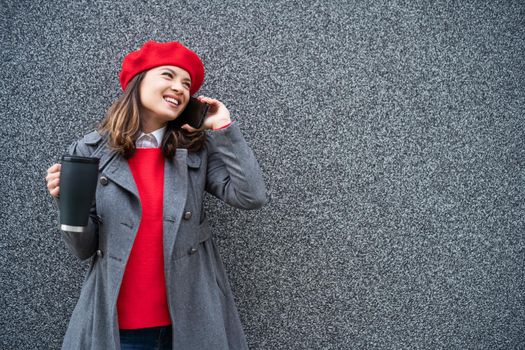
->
[162,72,173,78]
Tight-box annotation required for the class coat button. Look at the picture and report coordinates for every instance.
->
[183,211,192,220]
[96,249,103,258]
[100,176,108,186]
[188,247,197,255]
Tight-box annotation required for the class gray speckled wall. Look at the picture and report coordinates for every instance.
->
[1,0,524,349]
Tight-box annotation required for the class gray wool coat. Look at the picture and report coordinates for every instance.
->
[54,121,268,349]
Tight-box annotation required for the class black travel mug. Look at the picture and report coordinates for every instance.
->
[59,155,100,232]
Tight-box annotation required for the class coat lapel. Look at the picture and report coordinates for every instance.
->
[162,149,188,268]
[105,155,140,199]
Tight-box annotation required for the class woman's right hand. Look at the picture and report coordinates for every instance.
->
[46,163,61,198]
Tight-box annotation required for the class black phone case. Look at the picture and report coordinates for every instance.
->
[177,97,209,129]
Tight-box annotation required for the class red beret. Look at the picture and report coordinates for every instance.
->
[119,40,205,95]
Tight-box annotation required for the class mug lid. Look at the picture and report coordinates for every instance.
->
[61,155,100,164]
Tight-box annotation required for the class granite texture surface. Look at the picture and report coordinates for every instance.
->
[1,0,524,349]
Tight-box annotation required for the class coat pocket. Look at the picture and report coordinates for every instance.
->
[208,238,229,299]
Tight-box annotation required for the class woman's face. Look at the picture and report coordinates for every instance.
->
[139,65,192,131]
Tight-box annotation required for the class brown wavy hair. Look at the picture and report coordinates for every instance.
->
[97,71,207,159]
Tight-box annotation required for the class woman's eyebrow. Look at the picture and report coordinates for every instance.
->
[163,68,191,83]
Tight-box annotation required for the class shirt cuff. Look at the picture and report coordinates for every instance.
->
[212,121,233,131]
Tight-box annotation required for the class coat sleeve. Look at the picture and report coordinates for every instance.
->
[205,121,269,210]
[52,139,99,261]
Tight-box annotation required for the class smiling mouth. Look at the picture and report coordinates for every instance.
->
[164,96,180,107]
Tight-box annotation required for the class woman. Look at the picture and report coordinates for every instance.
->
[45,40,268,349]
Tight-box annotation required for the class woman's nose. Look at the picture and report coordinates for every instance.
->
[171,81,184,92]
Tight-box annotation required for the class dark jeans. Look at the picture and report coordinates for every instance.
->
[119,325,172,350]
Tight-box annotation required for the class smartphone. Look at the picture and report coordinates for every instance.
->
[177,97,209,129]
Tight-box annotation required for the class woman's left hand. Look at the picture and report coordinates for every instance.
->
[181,96,231,132]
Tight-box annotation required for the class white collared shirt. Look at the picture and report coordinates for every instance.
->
[136,126,166,148]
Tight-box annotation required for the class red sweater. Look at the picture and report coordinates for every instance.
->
[117,148,171,329]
